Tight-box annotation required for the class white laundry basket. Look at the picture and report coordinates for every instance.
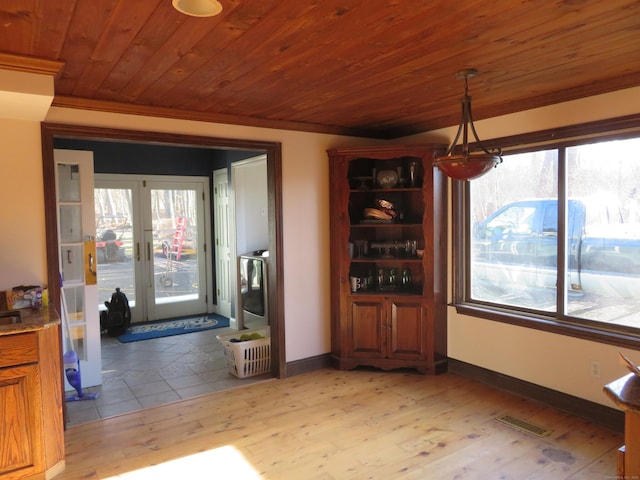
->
[216,326,271,378]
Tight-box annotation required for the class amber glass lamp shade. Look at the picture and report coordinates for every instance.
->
[434,153,500,181]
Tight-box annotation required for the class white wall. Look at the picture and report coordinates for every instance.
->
[0,118,49,288]
[1,86,638,407]
[233,156,269,255]
[0,69,53,290]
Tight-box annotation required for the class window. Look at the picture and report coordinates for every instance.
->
[455,128,640,344]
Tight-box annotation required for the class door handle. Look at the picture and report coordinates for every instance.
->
[84,240,97,285]
[136,242,141,261]
[147,242,153,288]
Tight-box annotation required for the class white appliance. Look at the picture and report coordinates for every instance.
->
[238,251,269,330]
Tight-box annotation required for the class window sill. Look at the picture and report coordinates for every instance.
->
[452,302,640,349]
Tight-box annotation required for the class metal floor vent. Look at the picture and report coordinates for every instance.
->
[495,415,553,438]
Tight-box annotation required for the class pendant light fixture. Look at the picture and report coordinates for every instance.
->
[172,0,223,17]
[433,69,502,181]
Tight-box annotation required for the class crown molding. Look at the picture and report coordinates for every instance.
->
[0,52,64,77]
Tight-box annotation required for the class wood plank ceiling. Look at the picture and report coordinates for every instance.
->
[1,0,639,138]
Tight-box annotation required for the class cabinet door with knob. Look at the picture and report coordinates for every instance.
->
[347,297,385,359]
[388,297,427,360]
[345,296,428,373]
[328,144,448,374]
[0,323,64,480]
[0,364,42,477]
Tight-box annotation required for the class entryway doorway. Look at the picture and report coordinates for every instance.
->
[42,124,285,426]
[94,175,211,323]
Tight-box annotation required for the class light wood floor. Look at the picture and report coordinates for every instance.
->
[57,368,622,480]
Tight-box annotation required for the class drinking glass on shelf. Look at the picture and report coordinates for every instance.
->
[404,239,417,256]
[409,161,417,187]
[353,239,368,258]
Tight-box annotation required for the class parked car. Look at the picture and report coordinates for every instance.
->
[472,198,640,299]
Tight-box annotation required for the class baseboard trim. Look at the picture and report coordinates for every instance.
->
[448,358,624,433]
[286,353,333,377]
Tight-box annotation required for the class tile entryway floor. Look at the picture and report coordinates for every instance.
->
[65,325,272,426]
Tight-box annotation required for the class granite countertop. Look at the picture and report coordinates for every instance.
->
[0,305,60,336]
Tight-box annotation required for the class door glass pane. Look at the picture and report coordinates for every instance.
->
[63,285,87,360]
[470,150,559,310]
[59,205,82,243]
[94,188,136,307]
[69,325,87,361]
[57,163,80,201]
[60,245,84,283]
[565,138,640,328]
[151,189,199,305]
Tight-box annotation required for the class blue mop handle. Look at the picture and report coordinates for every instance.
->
[59,273,75,354]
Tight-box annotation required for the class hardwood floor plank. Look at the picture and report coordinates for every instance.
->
[566,448,619,479]
[55,369,622,480]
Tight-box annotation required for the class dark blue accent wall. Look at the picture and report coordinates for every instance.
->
[53,138,254,174]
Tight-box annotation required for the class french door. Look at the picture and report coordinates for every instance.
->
[94,175,210,323]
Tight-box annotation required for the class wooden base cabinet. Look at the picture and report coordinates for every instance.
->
[344,296,430,373]
[0,363,43,477]
[328,144,448,375]
[0,318,64,480]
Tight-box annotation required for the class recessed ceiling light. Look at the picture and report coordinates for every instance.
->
[172,0,223,17]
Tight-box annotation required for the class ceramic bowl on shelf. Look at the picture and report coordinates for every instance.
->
[376,169,398,188]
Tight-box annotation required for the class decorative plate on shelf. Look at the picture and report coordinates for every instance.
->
[376,169,399,188]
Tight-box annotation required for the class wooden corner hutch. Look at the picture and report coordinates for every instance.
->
[328,144,448,374]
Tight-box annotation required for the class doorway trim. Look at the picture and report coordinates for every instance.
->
[41,122,285,379]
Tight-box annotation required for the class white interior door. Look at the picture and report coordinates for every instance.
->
[54,149,102,389]
[213,169,232,318]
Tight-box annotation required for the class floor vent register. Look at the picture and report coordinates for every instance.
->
[495,415,553,438]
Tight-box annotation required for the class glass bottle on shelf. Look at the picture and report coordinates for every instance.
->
[366,269,374,290]
[389,268,397,286]
[402,268,412,288]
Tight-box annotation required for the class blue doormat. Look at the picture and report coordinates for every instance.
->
[117,314,230,343]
